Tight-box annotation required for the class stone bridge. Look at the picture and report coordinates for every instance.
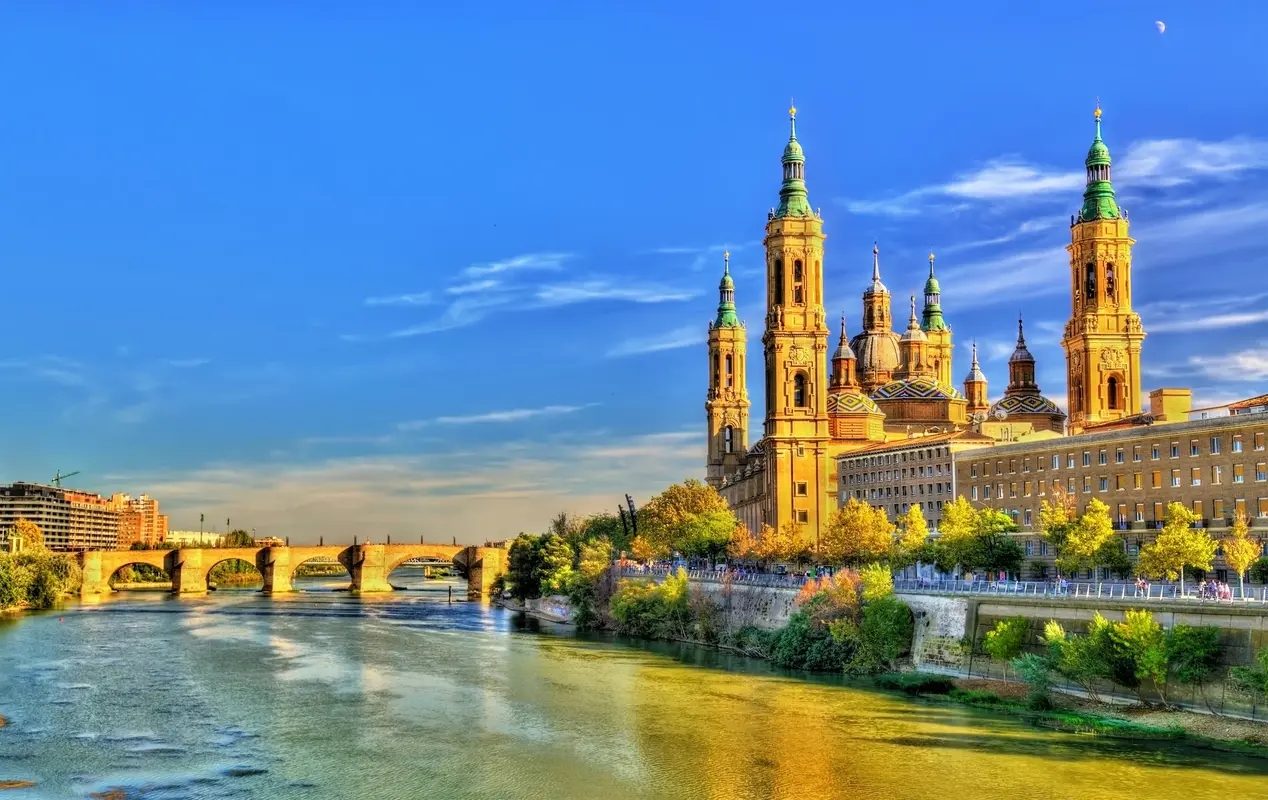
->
[78,543,508,599]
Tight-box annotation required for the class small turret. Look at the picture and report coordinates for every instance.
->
[773,103,813,219]
[964,341,989,414]
[713,251,740,328]
[831,313,858,388]
[1077,101,1121,223]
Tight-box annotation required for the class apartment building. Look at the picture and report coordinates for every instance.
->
[0,483,120,551]
[108,493,169,548]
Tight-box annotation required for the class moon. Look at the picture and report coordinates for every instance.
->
[1155,20,1166,33]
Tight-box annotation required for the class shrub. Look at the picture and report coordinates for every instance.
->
[0,551,82,610]
[873,673,955,695]
[984,617,1030,664]
[950,688,1003,706]
[1165,624,1222,706]
[845,595,913,673]
[1012,652,1056,709]
[609,568,690,639]
[768,611,852,671]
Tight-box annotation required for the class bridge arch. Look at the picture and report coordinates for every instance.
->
[288,547,353,592]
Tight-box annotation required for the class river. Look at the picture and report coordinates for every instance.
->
[1,570,1266,799]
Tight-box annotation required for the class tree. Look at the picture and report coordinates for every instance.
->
[726,524,754,560]
[676,510,738,561]
[1107,608,1167,703]
[537,534,575,596]
[629,535,660,563]
[1165,625,1222,709]
[637,479,731,555]
[580,512,628,553]
[778,521,811,564]
[892,505,929,568]
[11,518,44,551]
[507,533,544,600]
[984,617,1030,666]
[858,562,894,602]
[547,511,587,547]
[1059,498,1116,575]
[1137,503,1216,596]
[1095,537,1133,579]
[968,508,1024,578]
[223,529,254,547]
[820,499,894,566]
[1036,488,1077,575]
[933,496,978,576]
[1222,513,1260,595]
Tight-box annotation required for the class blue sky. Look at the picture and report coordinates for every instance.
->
[2,2,1267,543]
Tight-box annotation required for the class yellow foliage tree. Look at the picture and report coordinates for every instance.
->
[629,535,660,563]
[1222,513,1261,595]
[636,479,731,555]
[1137,502,1216,596]
[820,498,894,566]
[779,521,810,563]
[1058,498,1116,574]
[12,518,43,551]
[1036,487,1077,575]
[934,496,978,576]
[894,504,929,565]
[726,524,755,560]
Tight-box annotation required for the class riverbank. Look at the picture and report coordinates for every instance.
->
[874,672,1268,756]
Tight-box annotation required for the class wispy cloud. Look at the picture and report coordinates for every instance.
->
[648,241,759,273]
[937,246,1069,309]
[942,218,1060,254]
[365,292,433,307]
[165,358,209,369]
[461,252,573,278]
[844,135,1268,217]
[445,279,500,295]
[535,280,699,306]
[606,326,704,358]
[397,403,595,430]
[1188,346,1268,382]
[1139,293,1268,333]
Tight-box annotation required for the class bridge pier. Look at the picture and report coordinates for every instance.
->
[349,544,393,593]
[464,546,508,600]
[79,550,109,596]
[259,546,294,594]
[171,548,208,594]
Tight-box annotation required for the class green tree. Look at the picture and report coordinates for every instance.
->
[676,510,737,561]
[507,533,544,600]
[984,617,1030,666]
[1036,489,1077,574]
[933,496,978,576]
[1095,537,1133,579]
[223,529,254,547]
[637,479,731,556]
[1108,609,1167,703]
[858,562,893,603]
[968,509,1024,578]
[1165,624,1222,709]
[537,534,575,596]
[1222,513,1260,595]
[547,511,586,547]
[820,499,893,566]
[1231,645,1268,705]
[580,512,628,553]
[1042,617,1111,703]
[1137,503,1216,596]
[1252,556,1268,585]
[1059,498,1116,575]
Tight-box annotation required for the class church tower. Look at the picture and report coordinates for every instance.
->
[761,104,830,538]
[850,244,901,394]
[1062,103,1146,433]
[895,296,930,380]
[921,251,954,387]
[827,314,886,442]
[706,252,749,488]
[964,342,989,415]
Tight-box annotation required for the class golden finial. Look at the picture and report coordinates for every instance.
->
[1094,97,1102,119]
[789,98,797,120]
[723,250,729,260]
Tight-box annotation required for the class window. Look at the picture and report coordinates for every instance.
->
[1096,451,1106,466]
[1171,469,1181,488]
[1214,499,1225,519]
[1191,467,1201,486]
[773,259,784,305]
[1151,471,1162,489]
[1152,445,1160,460]
[1115,474,1124,491]
[1236,499,1247,519]
[1052,455,1060,469]
[1258,463,1267,482]
[1024,508,1033,528]
[1083,477,1092,494]
[983,485,991,499]
[1259,498,1268,518]
[1171,443,1180,458]
[1024,481,1032,496]
[1235,464,1245,484]
[1135,503,1145,522]
[1040,542,1048,556]
[1211,436,1222,454]
[796,482,808,496]
[1107,377,1120,410]
[971,464,978,478]
[1257,432,1266,451]
[1024,458,1031,473]
[1213,465,1224,485]
[1010,483,1017,498]
[793,373,807,407]
[796,510,808,523]
[723,426,734,454]
[1133,472,1142,490]
[1010,459,1017,474]
[1234,436,1244,454]
[1068,477,1076,494]
[1025,540,1033,556]
[1082,451,1091,467]
[1099,477,1109,492]
[1153,502,1164,521]
[1191,440,1201,457]
[1133,446,1141,463]
[1115,448,1124,464]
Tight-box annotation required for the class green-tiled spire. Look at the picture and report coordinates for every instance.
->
[920,249,949,332]
[714,251,740,328]
[774,103,813,219]
[1078,101,1121,222]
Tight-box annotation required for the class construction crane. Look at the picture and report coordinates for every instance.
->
[51,470,80,487]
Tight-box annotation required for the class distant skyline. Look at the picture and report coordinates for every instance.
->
[2,3,1267,543]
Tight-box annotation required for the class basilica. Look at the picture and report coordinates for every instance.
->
[707,104,1150,540]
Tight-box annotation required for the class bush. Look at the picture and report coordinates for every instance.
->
[608,568,690,639]
[950,688,1003,706]
[844,594,913,673]
[873,673,955,695]
[1012,652,1056,709]
[984,617,1030,663]
[0,551,82,610]
[768,611,852,671]
[1251,557,1268,585]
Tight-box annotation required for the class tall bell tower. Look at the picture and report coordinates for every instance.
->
[1062,103,1146,433]
[706,252,749,488]
[762,103,830,539]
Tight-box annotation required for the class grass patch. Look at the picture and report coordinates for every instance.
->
[1036,712,1185,740]
[949,688,1004,706]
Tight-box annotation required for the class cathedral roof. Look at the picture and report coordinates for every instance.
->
[864,243,888,296]
[964,341,987,384]
[872,375,964,402]
[1009,316,1035,364]
[828,392,882,416]
[833,313,856,361]
[900,296,927,343]
[921,251,949,333]
[850,330,901,373]
[989,394,1065,419]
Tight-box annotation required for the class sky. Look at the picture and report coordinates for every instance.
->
[1,2,1267,544]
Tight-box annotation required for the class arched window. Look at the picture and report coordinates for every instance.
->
[773,259,784,306]
[712,353,720,390]
[793,373,807,408]
[724,426,734,454]
[793,260,804,304]
[724,354,733,387]
[1107,376,1120,410]
[1105,264,1116,300]
[1085,264,1096,301]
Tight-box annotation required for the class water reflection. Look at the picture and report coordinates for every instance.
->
[0,576,1265,799]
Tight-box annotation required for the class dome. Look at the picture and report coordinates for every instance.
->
[850,330,901,373]
[990,394,1065,418]
[1010,317,1035,363]
[783,138,804,162]
[833,339,856,361]
[719,271,734,291]
[864,243,888,296]
[923,273,941,297]
[900,326,927,343]
[828,393,882,416]
[871,376,963,401]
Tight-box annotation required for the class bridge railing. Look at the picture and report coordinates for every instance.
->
[616,566,806,589]
[891,578,1268,605]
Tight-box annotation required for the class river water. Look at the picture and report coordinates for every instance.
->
[1,571,1266,799]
